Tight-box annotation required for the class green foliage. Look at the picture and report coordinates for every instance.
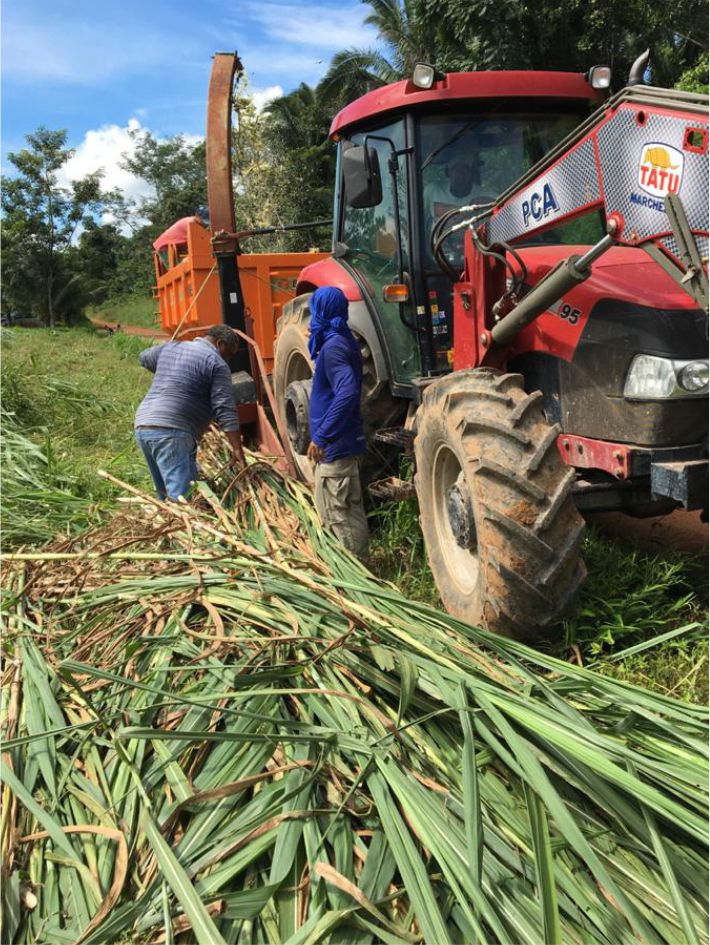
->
[69,220,132,305]
[370,496,439,604]
[597,634,708,704]
[1,128,121,327]
[229,78,335,253]
[424,0,707,86]
[121,128,207,233]
[320,0,708,103]
[370,489,708,701]
[319,0,429,103]
[565,528,705,653]
[0,326,154,547]
[262,84,336,249]
[90,295,159,329]
[0,408,103,545]
[2,463,707,944]
[675,53,709,93]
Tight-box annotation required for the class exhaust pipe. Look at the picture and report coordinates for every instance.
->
[627,49,650,87]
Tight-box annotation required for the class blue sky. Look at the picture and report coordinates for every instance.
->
[1,0,378,196]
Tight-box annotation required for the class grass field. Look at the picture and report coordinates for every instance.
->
[2,324,707,701]
[2,325,155,504]
[89,294,159,328]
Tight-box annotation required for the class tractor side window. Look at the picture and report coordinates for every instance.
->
[340,120,419,384]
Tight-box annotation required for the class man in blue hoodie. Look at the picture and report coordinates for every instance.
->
[306,286,369,558]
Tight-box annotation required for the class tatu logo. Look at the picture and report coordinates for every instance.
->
[638,143,684,198]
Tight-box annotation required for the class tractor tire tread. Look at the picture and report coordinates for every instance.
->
[414,369,585,639]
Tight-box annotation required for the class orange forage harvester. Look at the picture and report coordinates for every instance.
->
[153,217,326,373]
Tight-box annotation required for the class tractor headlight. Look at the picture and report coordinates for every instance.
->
[678,361,709,392]
[624,355,709,400]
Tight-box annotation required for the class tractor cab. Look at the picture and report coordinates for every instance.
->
[331,72,605,386]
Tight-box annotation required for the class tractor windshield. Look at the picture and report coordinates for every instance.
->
[419,111,602,268]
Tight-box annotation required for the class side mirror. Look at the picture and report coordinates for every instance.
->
[342,141,383,209]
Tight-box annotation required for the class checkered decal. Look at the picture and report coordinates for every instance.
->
[661,233,709,262]
[597,106,708,247]
[488,138,599,245]
[484,100,708,270]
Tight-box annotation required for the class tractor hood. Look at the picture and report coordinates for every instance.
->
[517,245,699,311]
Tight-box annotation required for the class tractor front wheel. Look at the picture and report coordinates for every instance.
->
[414,370,585,639]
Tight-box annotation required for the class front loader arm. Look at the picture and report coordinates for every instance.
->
[476,85,709,313]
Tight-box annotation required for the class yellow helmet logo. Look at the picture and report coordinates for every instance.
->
[643,146,679,170]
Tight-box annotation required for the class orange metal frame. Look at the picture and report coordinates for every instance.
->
[154,220,326,372]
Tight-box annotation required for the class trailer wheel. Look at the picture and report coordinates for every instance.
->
[274,293,404,483]
[414,369,585,639]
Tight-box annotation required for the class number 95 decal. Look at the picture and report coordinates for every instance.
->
[548,301,582,326]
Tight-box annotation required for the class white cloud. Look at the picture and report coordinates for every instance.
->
[56,119,203,232]
[235,1,378,50]
[251,85,283,113]
[57,119,152,205]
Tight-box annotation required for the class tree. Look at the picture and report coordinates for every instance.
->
[319,0,708,105]
[1,128,109,325]
[121,130,207,234]
[675,53,709,93]
[262,84,336,249]
[319,0,433,105]
[420,0,707,88]
[223,79,335,254]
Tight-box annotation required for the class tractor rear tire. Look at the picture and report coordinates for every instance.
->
[274,296,316,483]
[274,293,404,484]
[414,369,586,639]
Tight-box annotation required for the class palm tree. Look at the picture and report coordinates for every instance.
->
[265,83,332,152]
[318,0,438,106]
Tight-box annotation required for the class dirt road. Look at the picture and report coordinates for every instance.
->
[589,510,708,555]
[90,318,167,339]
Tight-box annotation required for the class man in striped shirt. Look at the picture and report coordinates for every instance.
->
[135,325,244,500]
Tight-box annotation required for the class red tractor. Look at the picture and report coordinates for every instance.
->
[163,53,708,640]
[271,55,708,638]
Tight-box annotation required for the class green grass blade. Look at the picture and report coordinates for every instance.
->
[142,811,228,945]
[524,782,562,945]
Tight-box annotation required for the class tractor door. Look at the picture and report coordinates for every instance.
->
[339,119,420,387]
[416,110,596,371]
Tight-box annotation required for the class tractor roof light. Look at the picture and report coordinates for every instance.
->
[588,65,612,90]
[412,62,437,89]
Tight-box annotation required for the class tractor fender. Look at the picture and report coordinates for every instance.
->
[345,299,389,388]
[296,257,390,387]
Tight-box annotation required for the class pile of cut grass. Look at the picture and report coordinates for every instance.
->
[1,442,707,945]
[369,492,708,701]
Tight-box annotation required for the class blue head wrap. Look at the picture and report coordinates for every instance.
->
[308,286,349,360]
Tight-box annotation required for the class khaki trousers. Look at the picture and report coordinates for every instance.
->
[314,457,369,559]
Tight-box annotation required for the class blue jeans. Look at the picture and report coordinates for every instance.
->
[135,428,198,500]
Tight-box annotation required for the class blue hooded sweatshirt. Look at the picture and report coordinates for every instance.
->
[308,287,366,463]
